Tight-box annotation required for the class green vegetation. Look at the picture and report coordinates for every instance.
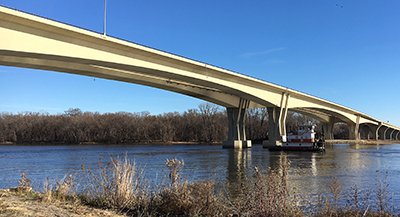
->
[7,155,398,216]
[0,103,351,145]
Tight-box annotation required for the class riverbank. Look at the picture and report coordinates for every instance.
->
[2,139,400,146]
[326,139,400,145]
[0,188,123,217]
[1,156,398,217]
[0,141,220,146]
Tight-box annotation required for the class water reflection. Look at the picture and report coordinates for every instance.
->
[225,148,284,198]
[226,149,249,196]
[1,143,400,210]
[311,154,317,176]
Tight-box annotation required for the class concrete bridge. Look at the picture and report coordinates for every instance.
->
[1,5,399,148]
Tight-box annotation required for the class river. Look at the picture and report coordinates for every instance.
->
[1,143,400,211]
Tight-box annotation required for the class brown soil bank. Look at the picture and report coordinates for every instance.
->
[1,156,399,216]
[0,189,123,217]
[326,139,400,145]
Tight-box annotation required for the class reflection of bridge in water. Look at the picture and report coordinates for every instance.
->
[226,148,316,202]
[1,5,399,148]
[226,148,290,197]
[225,145,392,209]
[226,149,251,196]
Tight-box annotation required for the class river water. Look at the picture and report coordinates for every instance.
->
[1,143,400,211]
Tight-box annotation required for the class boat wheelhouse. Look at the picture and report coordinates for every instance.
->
[269,124,325,152]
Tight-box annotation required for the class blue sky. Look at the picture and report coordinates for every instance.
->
[1,0,399,126]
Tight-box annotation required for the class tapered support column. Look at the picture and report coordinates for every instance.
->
[360,124,374,140]
[263,107,281,148]
[323,116,335,140]
[383,128,390,140]
[223,99,251,149]
[279,93,290,142]
[348,124,360,140]
[348,116,360,140]
[263,106,288,147]
[263,92,289,148]
[376,123,383,140]
[389,129,395,140]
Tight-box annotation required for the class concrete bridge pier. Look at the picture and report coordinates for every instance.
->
[388,129,397,140]
[263,107,281,148]
[377,125,384,140]
[384,128,390,140]
[222,100,252,149]
[262,93,289,148]
[322,117,336,140]
[378,124,388,140]
[359,124,375,139]
[369,125,380,140]
[348,116,360,140]
[348,124,360,140]
[263,106,289,148]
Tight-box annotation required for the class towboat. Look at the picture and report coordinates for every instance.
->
[269,124,325,152]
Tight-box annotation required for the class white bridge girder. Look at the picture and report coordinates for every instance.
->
[1,6,399,147]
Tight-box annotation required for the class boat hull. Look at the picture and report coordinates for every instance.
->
[269,141,325,152]
[269,146,325,152]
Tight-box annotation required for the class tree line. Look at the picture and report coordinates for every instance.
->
[0,103,349,144]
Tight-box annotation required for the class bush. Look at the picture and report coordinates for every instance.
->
[13,156,400,217]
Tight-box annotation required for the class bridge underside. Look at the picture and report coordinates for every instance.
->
[1,5,399,148]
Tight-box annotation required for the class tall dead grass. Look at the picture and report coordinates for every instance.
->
[147,158,226,216]
[78,156,226,216]
[226,154,304,216]
[79,155,148,212]
[15,155,399,216]
[312,171,396,217]
[41,174,78,203]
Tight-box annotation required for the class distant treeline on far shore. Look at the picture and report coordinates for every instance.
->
[0,103,351,145]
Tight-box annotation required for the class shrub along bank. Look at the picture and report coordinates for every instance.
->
[3,154,398,217]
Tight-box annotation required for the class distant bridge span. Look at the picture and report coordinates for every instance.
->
[1,5,399,148]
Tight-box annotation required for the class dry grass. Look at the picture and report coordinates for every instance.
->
[76,156,225,216]
[41,174,78,204]
[7,155,400,217]
[226,154,304,217]
[312,171,397,217]
[78,155,148,214]
[147,158,226,216]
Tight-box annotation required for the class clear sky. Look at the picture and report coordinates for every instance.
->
[1,0,399,126]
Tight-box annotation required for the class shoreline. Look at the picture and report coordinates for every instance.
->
[326,139,400,145]
[0,141,222,146]
[1,139,399,146]
[1,155,399,217]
